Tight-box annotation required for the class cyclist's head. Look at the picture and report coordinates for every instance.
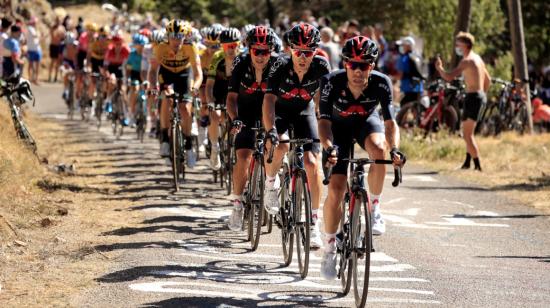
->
[220,27,241,56]
[165,19,191,41]
[85,22,98,33]
[241,24,255,38]
[342,36,378,86]
[112,31,124,45]
[185,27,201,44]
[245,25,275,49]
[132,33,148,46]
[150,29,166,45]
[139,28,152,39]
[287,22,320,49]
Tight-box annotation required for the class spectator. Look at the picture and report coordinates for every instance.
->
[340,19,360,46]
[319,27,340,71]
[2,25,25,79]
[361,25,375,39]
[0,17,13,77]
[395,36,424,106]
[375,23,389,73]
[75,16,84,37]
[48,15,65,82]
[26,16,42,84]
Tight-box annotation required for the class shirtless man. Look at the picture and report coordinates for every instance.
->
[435,32,490,171]
[48,16,66,82]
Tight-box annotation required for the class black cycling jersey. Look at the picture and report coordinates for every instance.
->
[228,53,277,124]
[207,52,231,104]
[319,69,395,123]
[266,55,331,114]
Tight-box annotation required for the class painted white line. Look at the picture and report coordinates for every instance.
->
[383,214,416,224]
[393,223,454,230]
[426,217,509,228]
[384,197,406,205]
[405,175,438,182]
[129,281,260,299]
[442,199,475,209]
[367,297,441,304]
[142,207,231,219]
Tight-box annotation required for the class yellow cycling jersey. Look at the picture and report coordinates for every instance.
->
[199,47,215,71]
[153,42,199,73]
[89,39,110,60]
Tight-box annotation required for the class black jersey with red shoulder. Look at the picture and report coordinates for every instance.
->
[319,69,395,122]
[228,53,277,123]
[266,55,331,112]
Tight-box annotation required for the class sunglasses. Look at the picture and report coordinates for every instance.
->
[345,60,374,71]
[291,48,315,58]
[167,32,185,39]
[206,43,220,49]
[222,43,239,50]
[251,48,271,57]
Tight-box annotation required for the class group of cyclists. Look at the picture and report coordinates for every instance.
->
[52,17,406,281]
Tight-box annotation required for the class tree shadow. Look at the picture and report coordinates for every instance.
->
[476,255,550,263]
[451,213,550,219]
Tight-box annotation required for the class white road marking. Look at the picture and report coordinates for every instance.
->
[442,199,476,209]
[385,197,406,205]
[426,216,509,227]
[405,175,438,182]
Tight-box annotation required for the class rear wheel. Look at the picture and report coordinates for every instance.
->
[477,103,501,136]
[396,102,420,129]
[512,103,528,134]
[280,164,293,266]
[352,191,372,308]
[339,193,353,295]
[442,105,459,133]
[295,172,311,279]
[248,157,265,251]
[171,124,183,191]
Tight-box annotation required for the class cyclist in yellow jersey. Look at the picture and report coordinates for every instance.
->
[87,26,110,99]
[197,25,223,150]
[205,27,241,170]
[148,19,202,168]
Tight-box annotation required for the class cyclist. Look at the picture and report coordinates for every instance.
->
[317,36,406,279]
[76,22,97,101]
[435,32,490,171]
[262,23,331,248]
[2,24,24,79]
[126,33,149,125]
[226,25,279,230]
[142,29,165,137]
[197,25,223,150]
[87,26,110,98]
[61,30,79,102]
[205,27,242,171]
[148,19,202,167]
[103,32,130,80]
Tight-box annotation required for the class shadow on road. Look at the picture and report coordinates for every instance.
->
[476,255,550,263]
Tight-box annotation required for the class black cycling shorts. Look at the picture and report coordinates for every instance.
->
[234,126,256,150]
[275,107,320,154]
[107,64,124,78]
[159,66,191,101]
[91,58,103,73]
[129,70,141,82]
[330,111,385,175]
[77,50,87,70]
[462,91,486,122]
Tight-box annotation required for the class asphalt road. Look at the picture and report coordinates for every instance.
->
[31,84,550,307]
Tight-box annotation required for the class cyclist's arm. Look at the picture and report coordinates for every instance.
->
[148,60,159,88]
[437,59,466,82]
[205,78,215,104]
[262,93,277,131]
[190,59,202,92]
[226,92,238,121]
[318,76,334,149]
[384,119,400,150]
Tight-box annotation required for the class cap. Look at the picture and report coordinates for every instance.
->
[396,36,415,47]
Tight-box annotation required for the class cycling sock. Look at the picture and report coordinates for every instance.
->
[473,158,482,171]
[324,233,336,253]
[371,194,381,207]
[229,193,243,201]
[161,129,169,143]
[185,136,192,150]
[311,209,318,225]
[265,175,279,189]
[461,153,471,169]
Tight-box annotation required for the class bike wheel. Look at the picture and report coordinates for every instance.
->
[395,102,420,129]
[225,142,233,196]
[339,195,353,295]
[280,163,293,266]
[352,191,372,308]
[294,172,311,279]
[478,103,501,136]
[171,124,183,191]
[513,103,528,134]
[442,105,459,133]
[248,157,265,251]
[16,119,38,154]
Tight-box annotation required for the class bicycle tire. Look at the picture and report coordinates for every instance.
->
[280,162,293,266]
[339,193,352,295]
[512,103,528,134]
[395,102,420,129]
[352,190,372,308]
[249,156,265,251]
[294,171,311,279]
[171,123,182,191]
[442,105,458,133]
[14,117,37,154]
[225,140,233,196]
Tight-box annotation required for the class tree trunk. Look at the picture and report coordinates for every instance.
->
[451,0,471,66]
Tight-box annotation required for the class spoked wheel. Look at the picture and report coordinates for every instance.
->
[512,103,528,134]
[171,124,184,192]
[280,165,293,266]
[339,195,353,295]
[351,191,373,308]
[395,102,420,130]
[477,103,501,136]
[294,172,311,279]
[95,99,103,129]
[225,146,233,196]
[248,158,265,251]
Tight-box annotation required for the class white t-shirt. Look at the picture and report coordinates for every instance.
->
[26,25,40,52]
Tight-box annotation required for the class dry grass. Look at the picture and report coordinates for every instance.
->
[401,130,550,212]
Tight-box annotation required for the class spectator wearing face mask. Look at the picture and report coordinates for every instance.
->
[395,36,424,107]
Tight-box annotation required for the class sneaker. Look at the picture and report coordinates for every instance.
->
[191,120,199,136]
[164,157,172,166]
[372,203,385,235]
[320,251,337,280]
[264,176,280,215]
[310,224,323,249]
[210,145,221,170]
[149,127,157,138]
[228,200,244,231]
[186,149,196,169]
[160,142,170,157]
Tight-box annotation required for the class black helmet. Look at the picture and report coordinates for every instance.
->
[286,22,320,49]
[219,27,241,43]
[205,26,223,43]
[341,36,378,62]
[165,19,191,36]
[245,25,275,48]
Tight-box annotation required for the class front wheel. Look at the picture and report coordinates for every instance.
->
[280,164,293,266]
[248,157,265,251]
[396,102,420,130]
[339,195,353,295]
[294,172,311,279]
[352,191,373,308]
[171,124,184,191]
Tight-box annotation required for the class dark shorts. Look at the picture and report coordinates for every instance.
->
[159,66,191,101]
[275,106,320,154]
[234,126,257,150]
[129,70,141,82]
[462,92,486,121]
[49,44,61,59]
[2,57,19,78]
[330,111,385,175]
[107,64,124,78]
[28,50,42,62]
[77,50,87,70]
[91,58,103,73]
[63,58,76,70]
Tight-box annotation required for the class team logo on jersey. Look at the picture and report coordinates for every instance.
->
[339,105,369,117]
[244,81,267,94]
[281,88,312,101]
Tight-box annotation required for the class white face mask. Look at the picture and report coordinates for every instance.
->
[455,47,464,56]
[398,46,405,54]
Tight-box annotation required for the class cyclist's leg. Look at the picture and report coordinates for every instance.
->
[233,126,255,196]
[264,116,289,179]
[295,112,322,214]
[462,92,485,170]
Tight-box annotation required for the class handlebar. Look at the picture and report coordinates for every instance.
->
[323,158,403,187]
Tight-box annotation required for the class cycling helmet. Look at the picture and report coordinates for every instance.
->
[200,26,210,39]
[245,25,275,48]
[85,22,98,32]
[139,28,152,38]
[242,24,255,36]
[341,36,379,61]
[219,27,241,43]
[189,27,202,43]
[205,26,223,43]
[150,29,166,44]
[272,33,283,53]
[165,19,192,36]
[132,33,148,45]
[112,31,123,43]
[286,22,320,49]
[211,23,225,32]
